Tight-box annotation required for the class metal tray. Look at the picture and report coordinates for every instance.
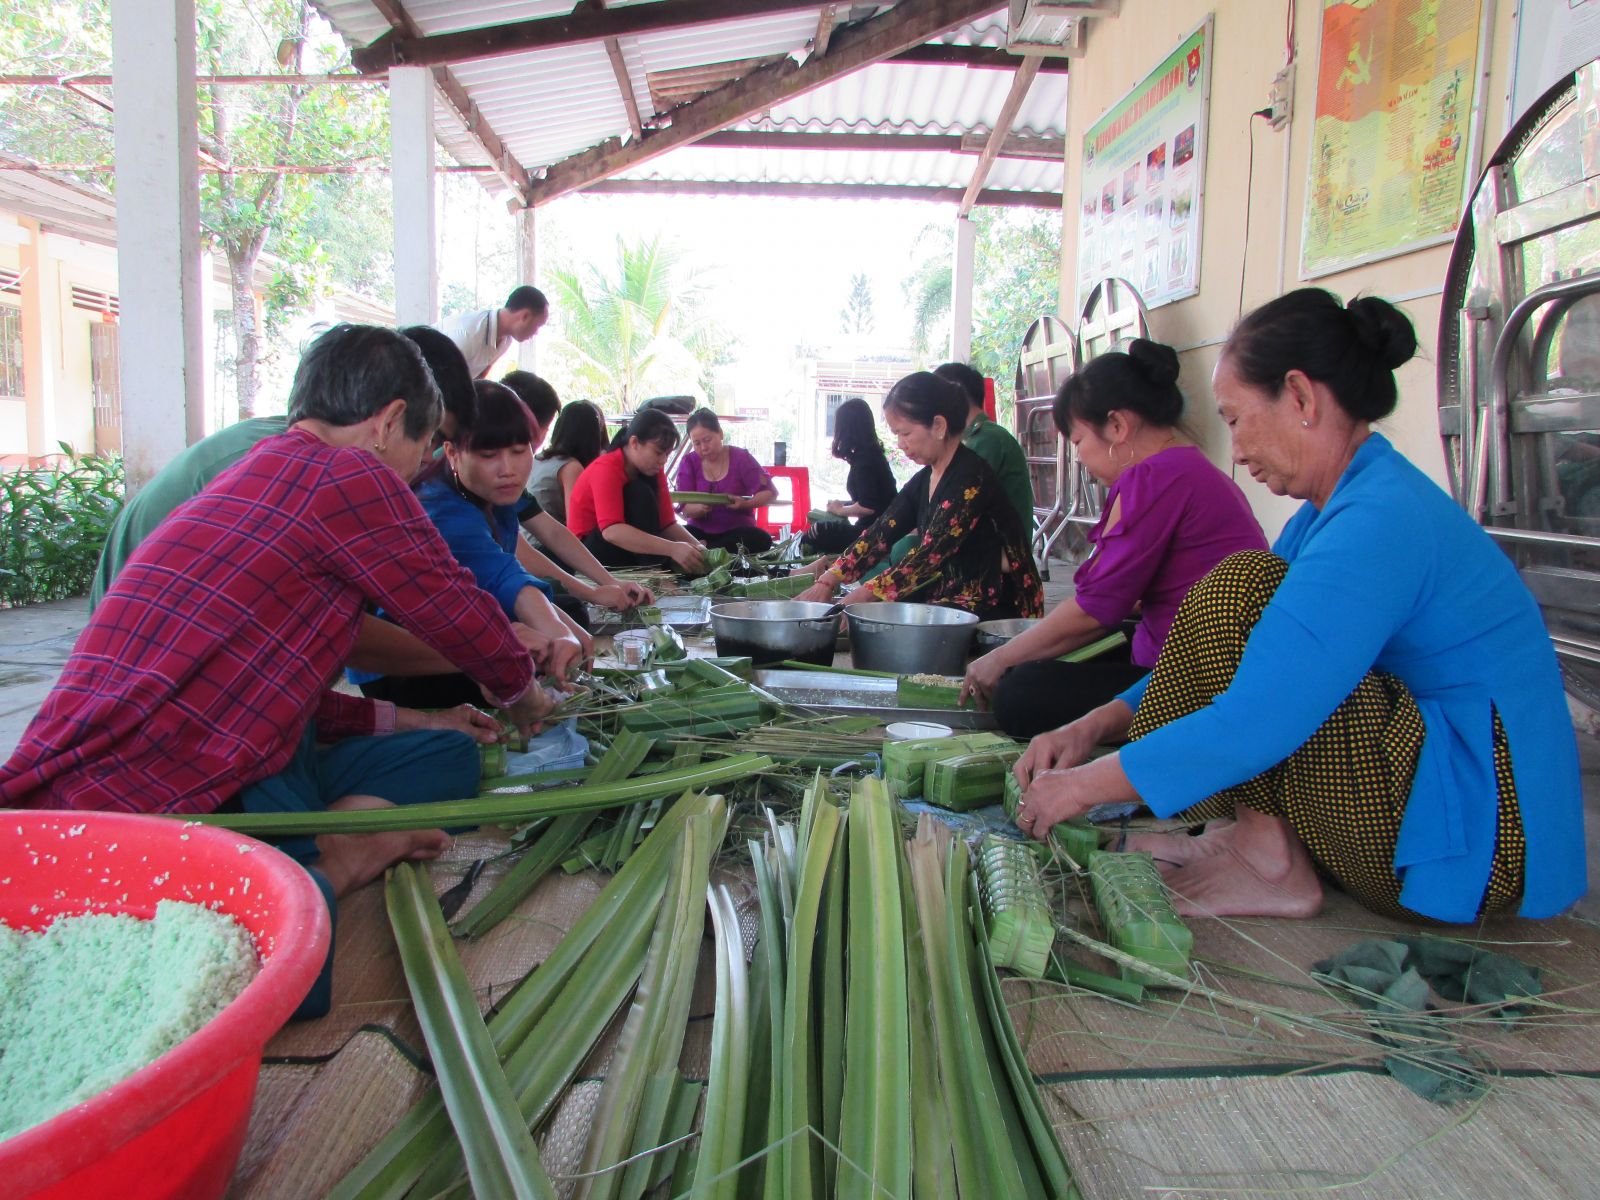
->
[587,594,713,632]
[753,668,996,730]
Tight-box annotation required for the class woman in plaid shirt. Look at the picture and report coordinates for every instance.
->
[1,325,553,927]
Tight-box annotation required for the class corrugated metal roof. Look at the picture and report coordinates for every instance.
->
[314,1,1070,204]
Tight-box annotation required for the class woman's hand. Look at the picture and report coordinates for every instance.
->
[681,502,713,520]
[543,635,585,686]
[503,682,555,740]
[587,582,633,612]
[795,579,836,604]
[837,584,875,607]
[669,541,708,575]
[826,499,846,517]
[620,581,655,606]
[509,622,554,664]
[395,703,503,744]
[960,649,1008,709]
[1014,719,1099,786]
[1013,767,1099,841]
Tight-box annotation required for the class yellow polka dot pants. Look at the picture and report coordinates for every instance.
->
[1127,551,1525,920]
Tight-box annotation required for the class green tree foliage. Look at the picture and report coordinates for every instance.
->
[543,236,733,413]
[903,210,1063,423]
[840,271,876,335]
[0,0,388,419]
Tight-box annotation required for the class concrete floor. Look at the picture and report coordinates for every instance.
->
[3,588,1598,919]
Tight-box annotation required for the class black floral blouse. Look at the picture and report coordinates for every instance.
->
[834,443,1043,619]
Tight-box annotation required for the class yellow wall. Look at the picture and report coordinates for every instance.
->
[1060,0,1515,537]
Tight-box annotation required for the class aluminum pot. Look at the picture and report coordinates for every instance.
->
[710,600,842,666]
[975,617,1039,650]
[845,602,978,675]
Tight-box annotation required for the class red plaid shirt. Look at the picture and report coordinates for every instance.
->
[0,428,535,815]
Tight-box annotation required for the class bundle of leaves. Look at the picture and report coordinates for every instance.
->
[0,447,123,607]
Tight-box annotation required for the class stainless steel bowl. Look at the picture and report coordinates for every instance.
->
[845,602,978,675]
[710,600,842,666]
[975,617,1039,650]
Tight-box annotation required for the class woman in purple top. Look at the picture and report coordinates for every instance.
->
[674,408,780,554]
[962,339,1266,737]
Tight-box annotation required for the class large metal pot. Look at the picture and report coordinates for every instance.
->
[710,600,842,666]
[975,617,1039,650]
[845,602,978,675]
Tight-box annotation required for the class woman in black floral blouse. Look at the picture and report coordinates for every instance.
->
[796,372,1043,620]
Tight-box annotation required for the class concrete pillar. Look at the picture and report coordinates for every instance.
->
[197,250,219,434]
[516,205,538,370]
[951,214,977,361]
[111,0,204,488]
[16,219,60,460]
[391,66,438,326]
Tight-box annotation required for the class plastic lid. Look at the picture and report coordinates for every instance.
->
[885,720,954,741]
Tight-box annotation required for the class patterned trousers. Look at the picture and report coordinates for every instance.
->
[1125,551,1525,919]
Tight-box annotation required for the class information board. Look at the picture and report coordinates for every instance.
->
[1076,19,1213,308]
[1300,0,1487,278]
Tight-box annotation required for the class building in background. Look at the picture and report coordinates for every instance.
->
[0,156,391,467]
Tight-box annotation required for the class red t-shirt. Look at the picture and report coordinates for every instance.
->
[567,448,675,536]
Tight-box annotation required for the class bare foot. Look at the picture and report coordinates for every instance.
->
[314,795,451,898]
[1162,810,1322,919]
[1123,818,1238,872]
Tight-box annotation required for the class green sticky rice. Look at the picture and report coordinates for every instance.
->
[0,900,258,1142]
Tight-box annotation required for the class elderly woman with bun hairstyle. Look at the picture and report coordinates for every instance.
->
[796,371,1042,620]
[1013,289,1585,926]
[962,339,1266,736]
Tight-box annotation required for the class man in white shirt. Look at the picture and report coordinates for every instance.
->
[442,285,549,378]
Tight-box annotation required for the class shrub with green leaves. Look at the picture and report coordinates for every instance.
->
[0,445,124,607]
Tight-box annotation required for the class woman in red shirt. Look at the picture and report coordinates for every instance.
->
[567,408,709,574]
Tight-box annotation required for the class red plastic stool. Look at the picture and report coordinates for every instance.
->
[755,466,810,534]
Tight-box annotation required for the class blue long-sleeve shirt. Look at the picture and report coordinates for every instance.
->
[416,477,551,618]
[1118,434,1585,922]
[345,477,551,689]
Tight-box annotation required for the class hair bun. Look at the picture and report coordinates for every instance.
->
[1345,296,1416,371]
[1126,338,1181,387]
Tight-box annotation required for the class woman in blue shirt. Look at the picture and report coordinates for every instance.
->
[1013,289,1585,925]
[361,381,585,710]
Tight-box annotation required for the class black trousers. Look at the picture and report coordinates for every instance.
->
[801,517,859,555]
[583,477,676,568]
[990,647,1148,739]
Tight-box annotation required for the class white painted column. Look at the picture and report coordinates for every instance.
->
[111,0,204,487]
[951,214,977,362]
[391,66,438,326]
[17,218,58,459]
[197,250,219,435]
[516,205,538,371]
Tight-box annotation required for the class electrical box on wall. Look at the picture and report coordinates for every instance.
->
[1268,62,1295,130]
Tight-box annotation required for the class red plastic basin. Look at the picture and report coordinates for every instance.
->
[0,809,331,1200]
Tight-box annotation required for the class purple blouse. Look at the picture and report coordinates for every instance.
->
[1073,445,1266,667]
[674,446,773,536]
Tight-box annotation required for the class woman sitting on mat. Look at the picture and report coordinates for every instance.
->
[568,408,709,574]
[1012,289,1585,925]
[802,396,898,556]
[0,325,553,915]
[795,371,1043,620]
[359,380,587,710]
[674,407,779,555]
[528,398,606,525]
[962,340,1265,737]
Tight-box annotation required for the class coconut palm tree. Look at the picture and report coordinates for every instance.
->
[543,236,728,412]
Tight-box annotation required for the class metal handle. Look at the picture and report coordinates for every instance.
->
[852,617,891,635]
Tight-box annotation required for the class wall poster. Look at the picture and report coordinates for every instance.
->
[1076,18,1213,309]
[1300,0,1488,279]
[1510,0,1600,129]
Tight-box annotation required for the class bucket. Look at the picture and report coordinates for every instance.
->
[0,810,332,1200]
[846,602,978,675]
